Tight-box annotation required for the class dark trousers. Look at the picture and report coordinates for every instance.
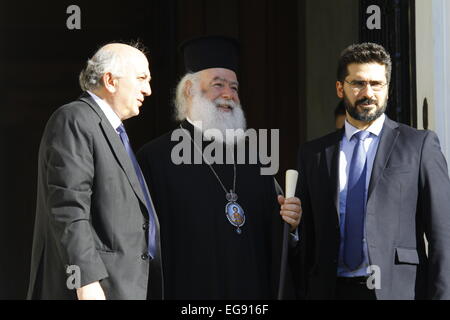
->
[335,277,377,300]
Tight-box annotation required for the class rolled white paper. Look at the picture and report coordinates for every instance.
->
[285,170,299,198]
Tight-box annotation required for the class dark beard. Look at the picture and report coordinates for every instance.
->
[344,95,387,123]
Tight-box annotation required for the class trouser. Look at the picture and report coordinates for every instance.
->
[335,277,377,300]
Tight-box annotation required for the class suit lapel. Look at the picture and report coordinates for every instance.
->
[325,129,344,221]
[367,117,400,200]
[78,93,149,214]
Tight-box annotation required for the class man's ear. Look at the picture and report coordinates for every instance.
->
[103,72,117,93]
[184,80,193,99]
[336,81,344,99]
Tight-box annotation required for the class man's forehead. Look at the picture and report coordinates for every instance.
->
[127,54,150,74]
[134,52,149,67]
[200,68,238,83]
[347,63,387,79]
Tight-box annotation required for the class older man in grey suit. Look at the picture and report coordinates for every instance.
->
[27,43,162,300]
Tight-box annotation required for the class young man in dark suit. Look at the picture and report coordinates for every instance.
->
[296,43,450,300]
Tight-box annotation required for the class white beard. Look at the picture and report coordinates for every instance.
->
[189,93,247,145]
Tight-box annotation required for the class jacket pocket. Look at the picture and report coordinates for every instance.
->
[395,247,419,265]
[384,166,413,175]
[97,249,117,255]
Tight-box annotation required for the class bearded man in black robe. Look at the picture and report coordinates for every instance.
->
[137,36,301,299]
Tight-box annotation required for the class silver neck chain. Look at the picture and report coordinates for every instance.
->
[180,124,236,196]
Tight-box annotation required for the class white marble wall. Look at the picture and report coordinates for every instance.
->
[416,0,450,172]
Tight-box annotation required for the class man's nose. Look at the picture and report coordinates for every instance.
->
[360,83,375,98]
[142,82,152,96]
[221,85,234,100]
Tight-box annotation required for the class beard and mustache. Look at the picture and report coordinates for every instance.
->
[343,94,388,123]
[187,84,387,144]
[189,90,247,145]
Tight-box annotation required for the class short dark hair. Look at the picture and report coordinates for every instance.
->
[337,42,392,84]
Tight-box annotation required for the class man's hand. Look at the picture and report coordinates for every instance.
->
[76,281,106,300]
[278,196,302,232]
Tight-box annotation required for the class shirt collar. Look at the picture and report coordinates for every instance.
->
[344,113,386,142]
[87,91,122,131]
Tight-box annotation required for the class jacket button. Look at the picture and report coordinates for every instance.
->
[141,253,149,260]
[143,222,149,230]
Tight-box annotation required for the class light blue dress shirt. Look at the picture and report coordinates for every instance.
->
[337,114,385,277]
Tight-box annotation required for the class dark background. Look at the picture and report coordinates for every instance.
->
[0,0,416,299]
[0,0,302,299]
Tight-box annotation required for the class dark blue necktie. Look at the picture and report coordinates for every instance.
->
[344,130,370,271]
[116,124,157,258]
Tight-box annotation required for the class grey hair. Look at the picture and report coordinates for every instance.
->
[79,41,147,92]
[79,49,125,91]
[174,72,200,121]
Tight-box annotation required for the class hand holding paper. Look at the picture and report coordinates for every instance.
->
[278,170,302,232]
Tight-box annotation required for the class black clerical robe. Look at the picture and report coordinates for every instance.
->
[137,121,285,299]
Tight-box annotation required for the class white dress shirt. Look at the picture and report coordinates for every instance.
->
[87,91,122,133]
[337,113,386,277]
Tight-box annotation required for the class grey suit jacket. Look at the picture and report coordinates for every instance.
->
[27,93,163,300]
[296,116,450,300]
